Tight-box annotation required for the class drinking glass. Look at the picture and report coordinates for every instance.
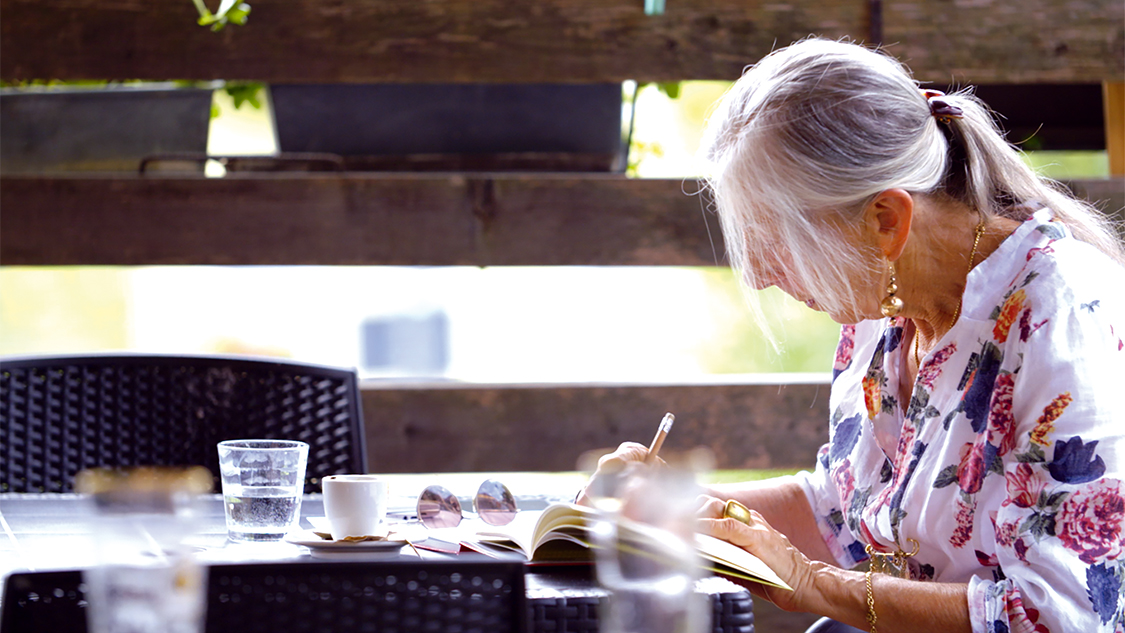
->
[77,466,212,633]
[217,439,309,541]
[592,459,710,633]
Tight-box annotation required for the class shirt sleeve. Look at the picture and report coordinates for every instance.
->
[967,286,1125,633]
[794,444,870,570]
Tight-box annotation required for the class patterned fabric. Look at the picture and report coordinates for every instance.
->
[797,209,1125,633]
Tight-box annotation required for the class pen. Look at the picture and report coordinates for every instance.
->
[644,412,675,464]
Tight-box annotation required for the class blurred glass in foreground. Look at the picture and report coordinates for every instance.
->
[588,451,712,633]
[76,466,212,633]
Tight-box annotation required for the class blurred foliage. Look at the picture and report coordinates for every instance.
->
[193,0,251,32]
[705,469,802,484]
[0,268,129,355]
[1021,150,1109,180]
[695,268,841,373]
[211,82,265,118]
[224,83,263,109]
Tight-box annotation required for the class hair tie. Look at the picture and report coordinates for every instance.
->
[921,89,963,124]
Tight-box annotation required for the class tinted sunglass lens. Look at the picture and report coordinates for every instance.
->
[417,485,462,528]
[474,479,518,526]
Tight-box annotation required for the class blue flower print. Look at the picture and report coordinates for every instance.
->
[963,342,1003,433]
[830,413,863,463]
[1086,562,1122,625]
[1049,437,1107,484]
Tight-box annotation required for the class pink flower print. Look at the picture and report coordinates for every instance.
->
[993,516,1019,548]
[987,373,1017,456]
[1017,308,1047,343]
[1025,242,1055,262]
[1029,392,1073,446]
[1004,463,1047,509]
[957,440,988,495]
[975,550,998,567]
[859,520,891,556]
[893,420,917,473]
[1057,478,1125,564]
[862,374,880,420]
[834,325,855,373]
[917,342,956,389]
[950,497,976,548]
[993,289,1027,344]
[1005,589,1052,633]
[1013,537,1030,562]
[832,460,857,510]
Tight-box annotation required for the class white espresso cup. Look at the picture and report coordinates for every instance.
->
[322,475,388,540]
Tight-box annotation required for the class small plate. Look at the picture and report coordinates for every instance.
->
[284,530,409,553]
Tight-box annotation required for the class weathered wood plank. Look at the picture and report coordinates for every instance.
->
[2,0,1120,84]
[4,175,1121,266]
[359,378,832,473]
[0,174,725,266]
[884,0,1124,85]
[1107,83,1125,176]
[0,0,863,83]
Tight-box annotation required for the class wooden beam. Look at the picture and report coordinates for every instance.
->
[884,0,1124,85]
[1106,83,1125,176]
[1,0,1121,84]
[0,0,863,83]
[0,174,726,266]
[359,378,832,472]
[5,175,1122,267]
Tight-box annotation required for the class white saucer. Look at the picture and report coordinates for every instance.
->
[284,529,409,553]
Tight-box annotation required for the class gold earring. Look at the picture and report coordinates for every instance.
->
[880,261,903,317]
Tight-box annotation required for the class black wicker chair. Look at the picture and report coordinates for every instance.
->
[1,560,528,633]
[0,354,367,493]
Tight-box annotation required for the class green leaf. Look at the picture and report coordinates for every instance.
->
[224,83,264,110]
[656,82,682,99]
[828,509,845,529]
[1015,444,1046,463]
[1021,512,1054,539]
[933,464,959,488]
[988,450,1005,475]
[1044,490,1068,510]
[194,0,251,31]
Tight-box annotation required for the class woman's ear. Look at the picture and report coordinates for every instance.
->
[863,189,913,260]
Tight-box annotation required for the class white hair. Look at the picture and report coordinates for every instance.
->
[701,38,1124,334]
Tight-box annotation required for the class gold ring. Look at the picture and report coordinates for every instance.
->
[723,499,753,525]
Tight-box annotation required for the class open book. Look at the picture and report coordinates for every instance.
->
[472,503,791,590]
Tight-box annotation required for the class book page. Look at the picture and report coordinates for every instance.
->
[474,503,790,590]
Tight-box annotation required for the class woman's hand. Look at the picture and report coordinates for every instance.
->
[696,494,821,612]
[575,442,659,506]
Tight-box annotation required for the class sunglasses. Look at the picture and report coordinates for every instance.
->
[416,479,518,528]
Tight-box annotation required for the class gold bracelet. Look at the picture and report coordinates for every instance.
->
[865,568,877,633]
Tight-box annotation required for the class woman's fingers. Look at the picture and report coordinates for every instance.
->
[596,442,650,469]
[698,514,815,612]
[695,494,727,519]
[575,442,653,506]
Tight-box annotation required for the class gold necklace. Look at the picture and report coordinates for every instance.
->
[914,218,987,367]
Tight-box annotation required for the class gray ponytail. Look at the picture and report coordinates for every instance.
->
[937,91,1124,263]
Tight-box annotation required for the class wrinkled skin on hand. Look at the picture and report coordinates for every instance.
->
[575,441,660,506]
[695,494,818,613]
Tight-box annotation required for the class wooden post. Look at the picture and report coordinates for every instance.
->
[1106,82,1125,176]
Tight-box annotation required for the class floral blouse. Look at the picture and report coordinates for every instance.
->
[795,209,1125,632]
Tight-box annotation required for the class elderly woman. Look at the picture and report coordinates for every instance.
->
[583,39,1125,632]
